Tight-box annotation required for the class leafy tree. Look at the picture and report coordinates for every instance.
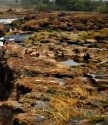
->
[43,0,50,4]
[98,2,108,13]
[0,0,108,12]
[55,0,108,12]
[36,2,49,11]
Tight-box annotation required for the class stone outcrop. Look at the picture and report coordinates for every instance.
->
[0,12,108,125]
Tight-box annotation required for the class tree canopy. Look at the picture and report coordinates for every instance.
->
[0,0,108,13]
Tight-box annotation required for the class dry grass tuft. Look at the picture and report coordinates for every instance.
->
[46,96,77,124]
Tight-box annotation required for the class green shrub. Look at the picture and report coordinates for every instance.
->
[35,2,49,11]
[98,4,108,13]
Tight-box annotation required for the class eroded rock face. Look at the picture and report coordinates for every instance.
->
[1,41,108,125]
[0,12,108,125]
[0,61,13,100]
[0,24,9,37]
[0,101,24,125]
[15,13,108,31]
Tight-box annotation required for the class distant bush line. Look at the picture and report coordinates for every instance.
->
[1,0,108,13]
[23,0,108,13]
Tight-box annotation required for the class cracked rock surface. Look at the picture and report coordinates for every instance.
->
[0,11,108,125]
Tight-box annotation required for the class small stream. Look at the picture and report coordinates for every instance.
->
[0,18,34,44]
[0,18,18,24]
[4,32,33,43]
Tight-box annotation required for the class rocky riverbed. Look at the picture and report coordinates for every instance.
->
[0,10,108,125]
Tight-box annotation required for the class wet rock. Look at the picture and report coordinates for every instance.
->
[34,100,49,110]
[83,53,92,63]
[77,117,108,125]
[63,59,80,67]
[85,73,108,89]
[10,12,107,31]
[86,39,97,44]
[0,24,9,37]
[13,111,58,125]
[68,117,84,125]
[0,101,24,125]
[0,101,24,113]
[0,61,14,100]
[0,12,108,125]
[6,8,14,13]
